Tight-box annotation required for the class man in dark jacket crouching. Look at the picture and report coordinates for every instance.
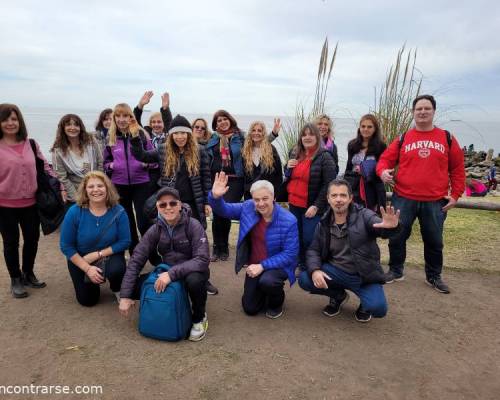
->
[118,187,210,341]
[298,178,400,323]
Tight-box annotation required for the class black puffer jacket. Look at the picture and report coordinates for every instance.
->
[243,145,283,199]
[129,136,211,228]
[120,207,210,298]
[284,147,337,214]
[305,204,400,284]
[344,140,387,210]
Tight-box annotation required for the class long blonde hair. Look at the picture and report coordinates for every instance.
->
[314,114,334,139]
[76,171,120,208]
[242,121,275,174]
[164,132,200,177]
[107,103,141,146]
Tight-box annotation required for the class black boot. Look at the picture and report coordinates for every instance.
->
[22,272,47,289]
[210,245,219,262]
[11,277,28,298]
[219,244,229,261]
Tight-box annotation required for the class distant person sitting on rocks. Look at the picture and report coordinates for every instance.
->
[465,177,488,197]
[487,165,497,192]
[298,179,400,323]
[208,173,299,319]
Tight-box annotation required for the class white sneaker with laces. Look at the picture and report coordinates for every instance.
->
[189,314,208,341]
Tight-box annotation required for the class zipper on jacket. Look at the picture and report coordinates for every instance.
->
[123,136,132,185]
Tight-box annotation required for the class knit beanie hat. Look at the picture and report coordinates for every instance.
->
[168,115,192,134]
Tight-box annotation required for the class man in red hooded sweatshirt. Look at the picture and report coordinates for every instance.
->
[376,95,465,294]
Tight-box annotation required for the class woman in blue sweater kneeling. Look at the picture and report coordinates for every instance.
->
[209,173,299,319]
[60,171,131,306]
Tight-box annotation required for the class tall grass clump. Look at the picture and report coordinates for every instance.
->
[276,37,338,162]
[373,45,422,144]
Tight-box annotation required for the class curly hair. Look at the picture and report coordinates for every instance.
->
[76,171,120,208]
[164,131,200,177]
[51,114,93,155]
[314,114,334,139]
[107,103,142,146]
[241,121,276,174]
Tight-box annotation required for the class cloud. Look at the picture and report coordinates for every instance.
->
[1,0,499,119]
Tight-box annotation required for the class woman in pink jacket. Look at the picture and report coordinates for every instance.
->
[0,104,56,298]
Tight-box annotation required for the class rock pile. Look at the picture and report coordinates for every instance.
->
[463,146,499,180]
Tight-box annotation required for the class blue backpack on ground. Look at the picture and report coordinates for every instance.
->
[138,264,192,341]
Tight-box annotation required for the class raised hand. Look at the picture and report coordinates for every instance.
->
[287,159,298,169]
[372,206,400,229]
[138,91,154,109]
[211,172,230,199]
[161,92,170,109]
[272,118,281,135]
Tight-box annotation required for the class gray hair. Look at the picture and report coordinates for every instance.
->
[250,180,274,196]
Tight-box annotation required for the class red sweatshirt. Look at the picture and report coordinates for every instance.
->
[376,127,465,201]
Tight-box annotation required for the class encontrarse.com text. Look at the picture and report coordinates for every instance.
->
[0,385,103,396]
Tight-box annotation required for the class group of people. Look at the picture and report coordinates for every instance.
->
[0,93,465,341]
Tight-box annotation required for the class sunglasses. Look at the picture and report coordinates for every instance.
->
[193,125,206,130]
[157,200,179,208]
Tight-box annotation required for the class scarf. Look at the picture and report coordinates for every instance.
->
[218,129,234,168]
[322,136,334,152]
[151,132,166,149]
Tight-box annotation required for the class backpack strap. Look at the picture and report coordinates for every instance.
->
[398,129,453,157]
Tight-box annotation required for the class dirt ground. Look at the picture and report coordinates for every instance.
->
[1,227,500,400]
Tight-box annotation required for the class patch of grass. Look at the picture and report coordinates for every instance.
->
[381,208,500,273]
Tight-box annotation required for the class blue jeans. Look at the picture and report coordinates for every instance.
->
[298,263,387,317]
[289,204,321,264]
[389,193,447,280]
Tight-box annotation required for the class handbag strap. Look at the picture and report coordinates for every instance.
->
[29,139,43,175]
[87,207,124,250]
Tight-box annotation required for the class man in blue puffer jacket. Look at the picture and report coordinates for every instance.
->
[209,172,299,319]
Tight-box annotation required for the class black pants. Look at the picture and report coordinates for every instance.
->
[115,182,151,252]
[67,253,126,307]
[212,177,244,250]
[0,205,40,279]
[241,269,288,315]
[132,271,208,323]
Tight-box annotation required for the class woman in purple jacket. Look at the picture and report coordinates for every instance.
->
[103,103,156,253]
[118,187,210,341]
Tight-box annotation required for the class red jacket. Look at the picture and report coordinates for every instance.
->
[376,127,465,201]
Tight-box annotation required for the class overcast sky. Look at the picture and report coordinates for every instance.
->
[2,0,499,120]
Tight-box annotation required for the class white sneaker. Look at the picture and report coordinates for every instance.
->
[189,313,208,342]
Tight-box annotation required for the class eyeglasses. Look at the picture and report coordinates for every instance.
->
[193,125,206,131]
[157,200,179,208]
